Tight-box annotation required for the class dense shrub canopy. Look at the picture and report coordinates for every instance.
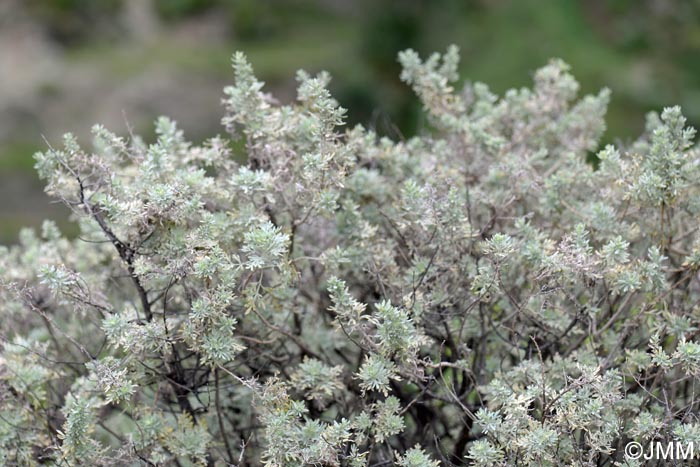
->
[2,46,700,466]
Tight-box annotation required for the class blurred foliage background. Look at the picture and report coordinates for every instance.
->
[1,0,699,243]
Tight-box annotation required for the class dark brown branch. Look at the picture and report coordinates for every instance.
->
[75,176,153,322]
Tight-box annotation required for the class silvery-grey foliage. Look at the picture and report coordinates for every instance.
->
[1,46,699,466]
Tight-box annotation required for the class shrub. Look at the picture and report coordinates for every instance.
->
[2,45,700,466]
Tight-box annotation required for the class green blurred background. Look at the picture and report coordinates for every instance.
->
[1,0,699,243]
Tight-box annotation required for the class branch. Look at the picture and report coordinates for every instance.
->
[75,176,153,322]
